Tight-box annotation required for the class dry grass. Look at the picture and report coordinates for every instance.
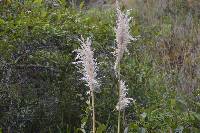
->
[132,0,200,94]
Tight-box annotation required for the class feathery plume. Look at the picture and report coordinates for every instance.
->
[116,80,133,111]
[74,36,98,133]
[74,36,99,92]
[114,1,136,70]
[114,2,136,132]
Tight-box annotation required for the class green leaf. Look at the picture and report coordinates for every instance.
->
[195,102,200,107]
[79,1,85,10]
[33,0,42,5]
[160,24,172,36]
[190,111,200,121]
[0,18,5,25]
[81,116,88,124]
[130,123,139,130]
[170,99,176,108]
[96,124,106,133]
[41,9,47,18]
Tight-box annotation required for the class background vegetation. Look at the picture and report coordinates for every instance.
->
[0,0,199,132]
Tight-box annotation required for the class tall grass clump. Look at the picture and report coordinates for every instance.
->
[114,1,136,133]
[74,36,99,133]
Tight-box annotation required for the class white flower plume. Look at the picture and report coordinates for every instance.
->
[114,1,136,70]
[74,36,99,92]
[116,80,133,111]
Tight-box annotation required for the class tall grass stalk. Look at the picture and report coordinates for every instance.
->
[74,37,98,133]
[114,1,135,132]
[117,65,121,133]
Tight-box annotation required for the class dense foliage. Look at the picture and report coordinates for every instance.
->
[0,0,199,132]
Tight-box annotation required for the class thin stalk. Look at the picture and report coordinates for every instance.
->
[117,110,121,133]
[91,90,96,133]
[123,110,125,127]
[117,65,121,133]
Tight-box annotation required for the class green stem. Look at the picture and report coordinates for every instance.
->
[117,64,121,133]
[91,90,95,133]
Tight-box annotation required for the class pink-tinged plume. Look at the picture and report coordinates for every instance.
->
[116,80,133,111]
[114,1,137,70]
[74,36,99,92]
